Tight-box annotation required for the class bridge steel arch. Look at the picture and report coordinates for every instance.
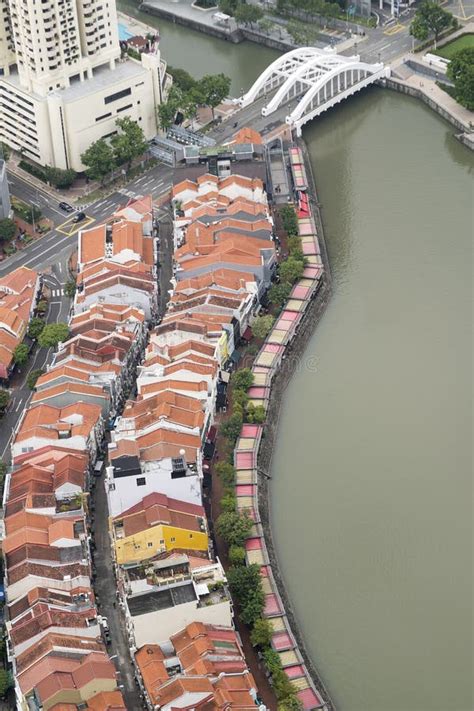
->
[238,46,390,135]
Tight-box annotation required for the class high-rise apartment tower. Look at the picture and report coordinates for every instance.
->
[0,0,170,170]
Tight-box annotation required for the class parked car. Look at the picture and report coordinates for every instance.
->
[72,211,86,223]
[59,201,74,212]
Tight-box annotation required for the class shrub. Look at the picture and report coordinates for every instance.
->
[220,492,237,513]
[227,563,265,625]
[232,388,249,409]
[64,280,76,298]
[252,315,275,340]
[0,218,16,242]
[280,204,298,235]
[0,389,10,413]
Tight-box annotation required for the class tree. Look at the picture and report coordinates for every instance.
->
[231,368,254,391]
[252,314,274,340]
[220,411,243,444]
[245,402,266,424]
[215,462,236,487]
[258,18,275,35]
[220,491,237,512]
[13,343,29,366]
[280,205,298,235]
[27,317,45,340]
[64,280,76,298]
[268,282,291,307]
[36,299,48,314]
[447,48,474,111]
[38,322,69,348]
[232,390,249,410]
[0,218,16,242]
[27,368,44,390]
[278,696,303,711]
[235,3,264,25]
[240,590,265,625]
[0,669,12,698]
[158,86,183,131]
[45,166,76,189]
[279,257,304,285]
[81,138,116,184]
[410,1,455,45]
[227,563,265,624]
[228,545,246,566]
[167,66,197,92]
[0,389,9,414]
[111,116,147,171]
[199,73,231,118]
[251,618,273,647]
[216,510,253,547]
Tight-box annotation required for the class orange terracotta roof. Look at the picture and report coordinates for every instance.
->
[135,645,169,705]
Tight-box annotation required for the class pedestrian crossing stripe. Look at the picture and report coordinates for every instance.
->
[119,189,144,199]
[51,288,65,297]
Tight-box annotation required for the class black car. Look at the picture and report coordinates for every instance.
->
[72,211,86,223]
[59,201,74,212]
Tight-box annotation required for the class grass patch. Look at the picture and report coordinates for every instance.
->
[434,33,474,59]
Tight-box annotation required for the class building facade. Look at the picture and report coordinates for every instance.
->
[0,0,169,170]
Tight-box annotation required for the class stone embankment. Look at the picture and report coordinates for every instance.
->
[232,144,335,711]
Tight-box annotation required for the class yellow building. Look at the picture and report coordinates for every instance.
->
[113,492,208,566]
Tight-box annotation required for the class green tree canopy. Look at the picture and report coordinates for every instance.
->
[0,668,12,698]
[64,280,76,298]
[45,166,76,189]
[0,218,16,242]
[252,314,275,340]
[167,66,198,92]
[27,317,45,340]
[268,282,292,307]
[231,368,254,392]
[410,1,455,43]
[38,322,69,348]
[214,461,236,487]
[13,343,29,365]
[111,116,148,170]
[228,545,246,566]
[220,491,237,512]
[235,3,264,24]
[280,204,298,235]
[216,510,253,547]
[0,389,10,413]
[220,411,243,445]
[81,138,116,184]
[447,48,474,110]
[227,563,265,624]
[199,73,231,117]
[27,368,45,390]
[279,257,305,285]
[250,618,273,647]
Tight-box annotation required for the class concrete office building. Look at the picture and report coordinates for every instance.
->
[0,0,171,171]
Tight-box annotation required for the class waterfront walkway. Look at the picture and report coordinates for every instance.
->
[231,146,333,711]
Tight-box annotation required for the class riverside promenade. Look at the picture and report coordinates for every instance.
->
[232,145,335,711]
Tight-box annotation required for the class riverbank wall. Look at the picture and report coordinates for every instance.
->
[232,143,335,711]
[139,1,297,51]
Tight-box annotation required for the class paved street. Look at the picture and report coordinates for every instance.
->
[0,280,71,463]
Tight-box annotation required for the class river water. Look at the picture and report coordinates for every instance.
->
[118,5,473,709]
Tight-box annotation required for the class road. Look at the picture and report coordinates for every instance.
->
[1,164,173,278]
[0,275,71,464]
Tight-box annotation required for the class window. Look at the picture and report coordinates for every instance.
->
[189,533,193,538]
[116,103,133,113]
[136,477,146,486]
[147,542,153,548]
[159,539,164,545]
[170,537,176,543]
[104,87,131,105]
[96,112,112,122]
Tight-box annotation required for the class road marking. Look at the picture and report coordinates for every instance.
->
[384,22,405,35]
[51,288,65,297]
[56,215,95,236]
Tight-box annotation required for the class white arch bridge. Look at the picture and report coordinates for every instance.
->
[238,47,390,136]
